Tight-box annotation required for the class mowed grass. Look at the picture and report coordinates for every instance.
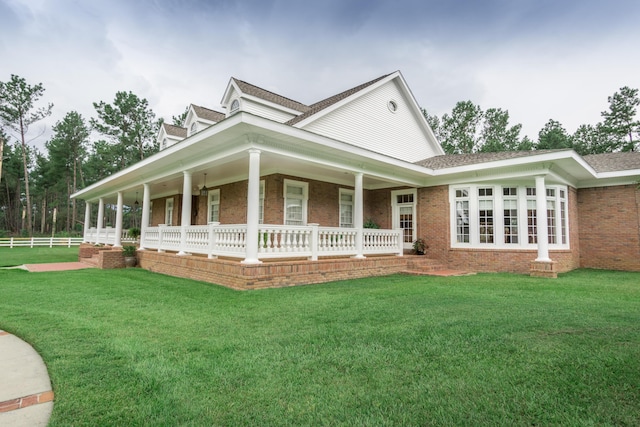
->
[0,250,639,425]
[0,246,79,266]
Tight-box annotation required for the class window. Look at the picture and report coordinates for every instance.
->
[339,189,354,228]
[230,99,240,113]
[208,189,220,223]
[478,188,494,243]
[190,122,197,135]
[388,100,398,113]
[526,188,537,244]
[455,188,470,243]
[165,198,174,226]
[503,187,518,244]
[284,180,308,225]
[161,138,168,150]
[451,184,569,249]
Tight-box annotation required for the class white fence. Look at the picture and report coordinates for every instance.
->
[0,237,84,248]
[139,224,403,260]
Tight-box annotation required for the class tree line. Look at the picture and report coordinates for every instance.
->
[1,74,639,237]
[423,86,639,155]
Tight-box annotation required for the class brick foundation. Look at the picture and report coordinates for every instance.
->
[138,251,440,290]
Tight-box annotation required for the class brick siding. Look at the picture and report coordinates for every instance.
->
[577,184,640,271]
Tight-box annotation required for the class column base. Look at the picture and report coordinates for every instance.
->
[530,260,557,278]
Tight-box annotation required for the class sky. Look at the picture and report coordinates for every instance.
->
[2,0,640,151]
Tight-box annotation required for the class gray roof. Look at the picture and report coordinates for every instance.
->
[232,78,310,113]
[286,73,390,126]
[583,152,640,173]
[162,123,187,138]
[192,104,225,123]
[415,150,566,170]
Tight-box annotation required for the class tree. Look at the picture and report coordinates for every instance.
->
[601,86,640,152]
[91,91,159,171]
[0,75,53,236]
[479,108,523,152]
[425,103,526,154]
[439,101,483,154]
[172,106,190,127]
[46,111,89,231]
[536,119,571,150]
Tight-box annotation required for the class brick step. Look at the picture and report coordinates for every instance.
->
[80,255,100,267]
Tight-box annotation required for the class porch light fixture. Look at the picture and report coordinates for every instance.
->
[134,192,139,207]
[200,173,209,196]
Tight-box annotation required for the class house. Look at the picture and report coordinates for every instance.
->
[72,71,640,289]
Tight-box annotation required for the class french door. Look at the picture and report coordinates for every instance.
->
[392,189,417,250]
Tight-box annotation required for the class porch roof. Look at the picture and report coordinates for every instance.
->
[71,111,436,205]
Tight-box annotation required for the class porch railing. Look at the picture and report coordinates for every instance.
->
[85,227,139,245]
[134,224,403,260]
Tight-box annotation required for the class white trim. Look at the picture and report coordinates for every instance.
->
[339,188,354,228]
[283,179,308,225]
[165,197,174,226]
[449,183,570,250]
[391,188,417,250]
[207,189,220,223]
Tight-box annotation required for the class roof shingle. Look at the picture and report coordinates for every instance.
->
[232,79,310,113]
[583,151,640,172]
[191,104,225,123]
[162,123,187,138]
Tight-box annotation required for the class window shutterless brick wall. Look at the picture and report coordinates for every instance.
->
[578,184,640,271]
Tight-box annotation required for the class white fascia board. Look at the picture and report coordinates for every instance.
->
[220,78,241,106]
[578,169,640,188]
[72,113,247,200]
[393,71,445,156]
[431,150,597,180]
[292,72,400,128]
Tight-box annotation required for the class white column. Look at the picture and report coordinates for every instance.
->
[353,172,365,259]
[242,149,262,264]
[139,183,151,250]
[535,175,551,262]
[96,198,105,244]
[114,191,124,247]
[83,202,91,243]
[178,171,193,256]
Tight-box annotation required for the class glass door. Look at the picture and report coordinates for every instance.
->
[392,190,417,250]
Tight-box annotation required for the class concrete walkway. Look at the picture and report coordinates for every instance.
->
[0,330,54,426]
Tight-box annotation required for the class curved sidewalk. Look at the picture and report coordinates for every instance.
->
[0,330,54,427]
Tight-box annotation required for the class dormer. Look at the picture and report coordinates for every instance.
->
[220,78,310,123]
[184,104,225,137]
[157,123,187,150]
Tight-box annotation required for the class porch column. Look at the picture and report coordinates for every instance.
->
[353,171,365,259]
[242,148,262,264]
[83,202,91,243]
[178,171,193,256]
[535,175,551,262]
[139,183,151,250]
[114,191,124,247]
[96,198,105,244]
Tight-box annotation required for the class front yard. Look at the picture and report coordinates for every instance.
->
[1,249,638,425]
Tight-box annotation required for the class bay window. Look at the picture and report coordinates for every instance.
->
[451,184,569,249]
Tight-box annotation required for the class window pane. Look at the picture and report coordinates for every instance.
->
[456,200,469,243]
[286,199,303,225]
[503,199,518,244]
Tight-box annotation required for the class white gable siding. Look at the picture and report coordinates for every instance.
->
[300,80,439,162]
[241,99,298,123]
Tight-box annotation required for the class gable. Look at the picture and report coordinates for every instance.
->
[221,78,309,123]
[294,76,443,162]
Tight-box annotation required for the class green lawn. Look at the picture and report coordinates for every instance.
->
[1,250,639,425]
[0,246,79,266]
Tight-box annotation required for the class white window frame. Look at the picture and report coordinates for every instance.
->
[283,179,308,226]
[339,188,354,228]
[208,189,220,223]
[165,198,174,226]
[391,188,417,249]
[450,184,569,250]
[230,99,240,114]
[189,121,197,136]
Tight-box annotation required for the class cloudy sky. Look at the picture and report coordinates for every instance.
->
[2,0,639,150]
